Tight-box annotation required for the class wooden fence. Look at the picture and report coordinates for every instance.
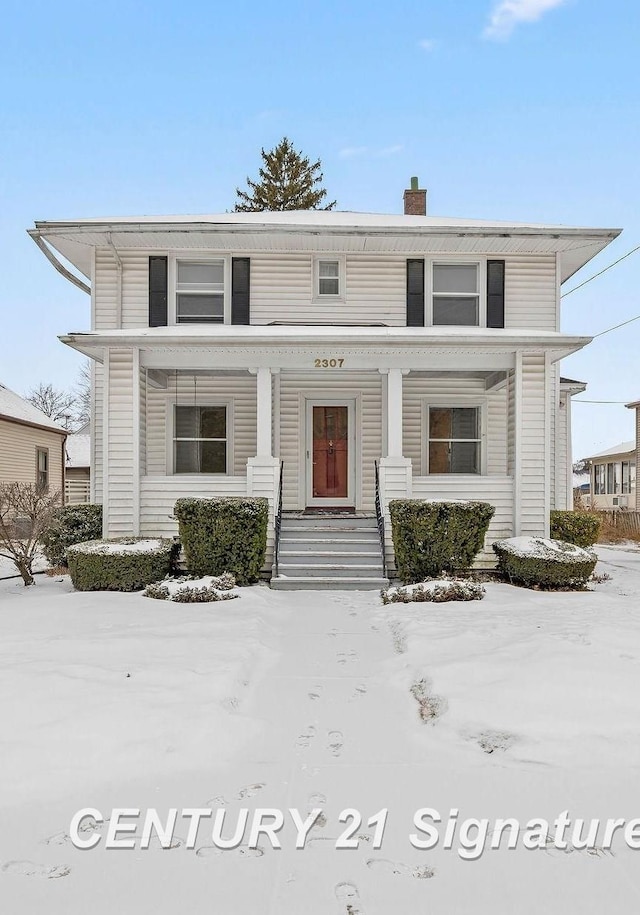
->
[596,510,640,537]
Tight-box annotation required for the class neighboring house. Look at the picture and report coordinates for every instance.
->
[584,441,636,509]
[0,382,67,494]
[65,422,91,504]
[29,180,620,582]
[625,396,640,510]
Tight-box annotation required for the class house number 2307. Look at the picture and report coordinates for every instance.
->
[314,358,344,368]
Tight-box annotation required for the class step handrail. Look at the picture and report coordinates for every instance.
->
[374,460,387,577]
[273,460,284,577]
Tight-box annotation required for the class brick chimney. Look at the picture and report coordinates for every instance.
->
[403,176,427,216]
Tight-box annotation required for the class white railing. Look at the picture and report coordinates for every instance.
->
[64,479,91,504]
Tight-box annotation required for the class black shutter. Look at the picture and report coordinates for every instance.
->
[231,257,251,325]
[486,260,505,328]
[148,256,168,327]
[406,259,425,327]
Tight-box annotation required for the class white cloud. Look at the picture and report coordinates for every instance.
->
[483,0,567,40]
[418,38,437,51]
[338,146,368,159]
[377,144,404,157]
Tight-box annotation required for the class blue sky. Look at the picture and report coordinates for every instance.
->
[1,0,638,459]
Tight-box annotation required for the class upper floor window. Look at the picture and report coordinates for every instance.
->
[173,405,227,473]
[432,264,480,326]
[314,257,344,301]
[176,260,225,324]
[428,406,480,474]
[36,448,49,490]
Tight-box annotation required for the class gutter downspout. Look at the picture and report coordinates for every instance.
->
[27,230,91,295]
[106,233,123,328]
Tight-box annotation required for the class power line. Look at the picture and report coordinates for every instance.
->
[561,244,640,298]
[572,400,630,405]
[593,312,640,338]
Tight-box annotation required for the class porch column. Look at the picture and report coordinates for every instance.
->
[385,368,405,458]
[248,367,280,573]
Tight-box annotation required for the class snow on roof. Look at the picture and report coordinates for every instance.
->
[66,433,90,468]
[584,441,636,461]
[0,382,67,434]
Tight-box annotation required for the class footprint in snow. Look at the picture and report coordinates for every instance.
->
[43,832,71,846]
[366,858,435,879]
[349,684,367,702]
[296,725,317,749]
[335,881,364,914]
[206,795,228,807]
[308,792,327,828]
[308,685,323,701]
[196,844,264,859]
[337,650,358,666]
[1,860,71,879]
[328,730,344,757]
[236,783,266,800]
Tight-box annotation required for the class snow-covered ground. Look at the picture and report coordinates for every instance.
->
[1,546,640,913]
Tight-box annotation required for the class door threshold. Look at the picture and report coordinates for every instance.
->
[303,506,356,515]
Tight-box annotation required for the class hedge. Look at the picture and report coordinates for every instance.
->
[41,504,103,567]
[173,497,268,585]
[66,538,177,591]
[493,537,597,590]
[550,510,601,548]
[389,500,495,582]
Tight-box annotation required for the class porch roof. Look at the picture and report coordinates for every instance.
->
[60,325,591,366]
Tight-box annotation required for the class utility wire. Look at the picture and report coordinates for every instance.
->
[561,244,640,298]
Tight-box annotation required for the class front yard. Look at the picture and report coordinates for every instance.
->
[1,546,640,913]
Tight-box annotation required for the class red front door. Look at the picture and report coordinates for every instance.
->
[312,405,349,499]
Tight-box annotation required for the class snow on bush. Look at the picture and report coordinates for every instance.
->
[381,577,485,604]
[144,573,239,603]
[66,538,177,592]
[493,536,597,590]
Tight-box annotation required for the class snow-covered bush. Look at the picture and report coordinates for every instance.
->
[382,578,485,604]
[41,503,103,567]
[144,573,238,602]
[389,499,495,582]
[493,537,597,590]
[550,510,601,548]
[66,538,178,591]
[173,497,268,585]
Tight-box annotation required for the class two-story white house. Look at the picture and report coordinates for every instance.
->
[29,181,620,586]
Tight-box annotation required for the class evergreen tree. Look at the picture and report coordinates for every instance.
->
[234,137,336,212]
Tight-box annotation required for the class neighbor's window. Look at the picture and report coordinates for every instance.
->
[606,462,615,495]
[174,405,227,473]
[36,448,49,490]
[176,260,225,323]
[594,464,606,495]
[428,406,480,474]
[622,461,632,494]
[432,264,479,326]
[317,259,341,297]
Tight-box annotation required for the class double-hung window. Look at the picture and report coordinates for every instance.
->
[176,260,225,323]
[36,448,49,490]
[428,406,481,474]
[594,464,606,495]
[174,405,227,473]
[432,263,480,326]
[314,258,344,300]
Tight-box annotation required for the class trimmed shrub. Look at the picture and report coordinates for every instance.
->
[144,573,238,602]
[493,537,597,590]
[389,499,495,582]
[173,497,268,586]
[67,538,177,591]
[550,510,601,548]
[382,578,485,604]
[41,504,103,567]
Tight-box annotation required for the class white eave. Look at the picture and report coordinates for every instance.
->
[30,211,621,284]
[60,325,592,364]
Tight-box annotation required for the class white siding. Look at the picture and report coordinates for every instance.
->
[403,374,507,475]
[504,255,557,330]
[106,348,135,537]
[140,477,247,537]
[145,373,257,476]
[278,372,383,510]
[520,353,548,535]
[94,249,148,330]
[92,362,103,504]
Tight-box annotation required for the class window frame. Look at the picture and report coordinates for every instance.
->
[35,447,49,491]
[426,258,486,328]
[168,255,231,325]
[167,399,234,475]
[421,399,487,476]
[312,256,346,303]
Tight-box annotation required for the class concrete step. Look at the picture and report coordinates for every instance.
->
[270,576,389,591]
[279,539,381,553]
[278,563,384,578]
[278,550,382,566]
[279,529,380,541]
[281,517,377,530]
